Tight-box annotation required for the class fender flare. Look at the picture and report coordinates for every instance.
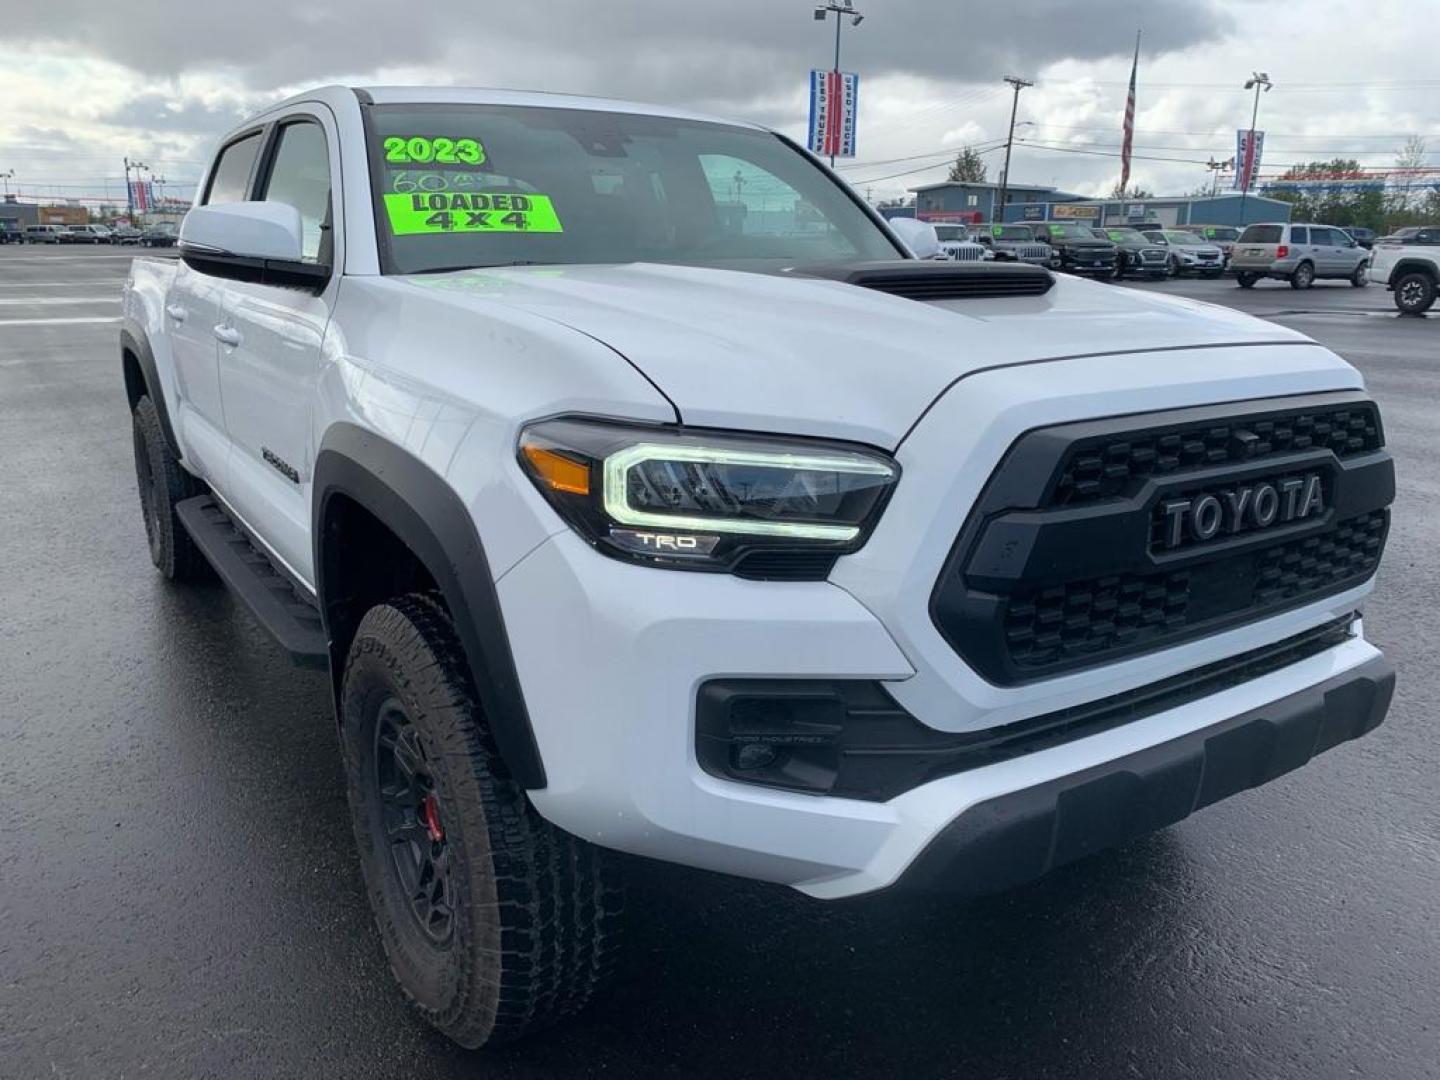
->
[120,320,183,461]
[1390,258,1439,286]
[313,423,546,789]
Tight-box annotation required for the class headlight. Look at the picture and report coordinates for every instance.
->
[518,417,899,577]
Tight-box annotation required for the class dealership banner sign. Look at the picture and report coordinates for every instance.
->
[808,70,859,158]
[1233,129,1265,190]
[1052,204,1100,219]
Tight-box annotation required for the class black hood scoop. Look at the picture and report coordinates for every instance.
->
[787,260,1055,301]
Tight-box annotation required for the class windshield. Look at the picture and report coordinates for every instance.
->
[933,225,970,241]
[1043,223,1096,240]
[365,104,900,274]
[1104,229,1145,242]
[991,225,1033,241]
[1163,230,1203,245]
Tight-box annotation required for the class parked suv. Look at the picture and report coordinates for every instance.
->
[121,85,1395,1050]
[1181,225,1242,264]
[65,224,114,244]
[1094,226,1168,279]
[1140,229,1225,278]
[24,224,68,243]
[1368,225,1440,313]
[973,223,1057,267]
[931,223,990,262]
[1032,221,1117,277]
[1229,223,1370,289]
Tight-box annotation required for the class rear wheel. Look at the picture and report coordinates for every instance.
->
[1236,272,1259,288]
[1393,271,1437,315]
[341,594,624,1048]
[131,395,207,581]
[1290,262,1315,289]
[1351,263,1369,287]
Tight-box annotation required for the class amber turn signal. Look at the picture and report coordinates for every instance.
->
[521,444,591,495]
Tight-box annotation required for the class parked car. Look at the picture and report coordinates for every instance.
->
[972,223,1058,267]
[1374,225,1438,245]
[140,222,179,247]
[1032,221,1117,277]
[1368,226,1440,313]
[0,222,23,244]
[1342,227,1376,249]
[24,224,68,243]
[1093,226,1169,279]
[1140,229,1226,278]
[64,224,115,244]
[122,84,1395,1050]
[931,223,991,262]
[1229,223,1371,289]
[1181,225,1242,264]
[110,225,144,245]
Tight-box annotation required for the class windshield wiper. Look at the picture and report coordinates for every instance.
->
[409,260,555,275]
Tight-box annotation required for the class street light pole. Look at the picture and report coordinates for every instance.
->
[813,0,864,168]
[1239,72,1272,225]
[0,169,14,197]
[996,75,1033,224]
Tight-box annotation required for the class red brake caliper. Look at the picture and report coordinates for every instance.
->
[420,793,444,843]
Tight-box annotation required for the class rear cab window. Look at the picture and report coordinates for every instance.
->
[1238,225,1283,244]
[205,132,265,205]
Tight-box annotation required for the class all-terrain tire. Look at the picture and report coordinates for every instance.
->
[341,594,624,1049]
[131,395,208,581]
[1393,271,1436,315]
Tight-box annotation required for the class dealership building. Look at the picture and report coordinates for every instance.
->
[902,181,1293,229]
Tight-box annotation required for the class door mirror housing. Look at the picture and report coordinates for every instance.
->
[888,217,942,260]
[179,202,328,290]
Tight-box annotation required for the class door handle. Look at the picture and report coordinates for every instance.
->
[165,304,186,323]
[213,324,242,347]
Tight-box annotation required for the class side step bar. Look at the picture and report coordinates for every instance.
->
[175,495,329,669]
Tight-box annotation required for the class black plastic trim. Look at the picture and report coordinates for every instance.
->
[697,613,1360,802]
[892,654,1394,896]
[930,391,1392,684]
[312,423,546,789]
[119,321,183,462]
[788,260,1054,300]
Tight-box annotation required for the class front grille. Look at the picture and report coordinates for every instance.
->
[1053,400,1382,506]
[932,392,1393,684]
[945,246,986,262]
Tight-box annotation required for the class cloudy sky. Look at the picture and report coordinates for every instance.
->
[1,0,1437,209]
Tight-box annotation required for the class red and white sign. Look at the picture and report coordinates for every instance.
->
[808,69,859,159]
[1233,129,1265,191]
[130,180,154,212]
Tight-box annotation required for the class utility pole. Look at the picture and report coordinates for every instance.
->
[1238,72,1272,225]
[996,76,1033,224]
[813,0,865,168]
[0,169,14,197]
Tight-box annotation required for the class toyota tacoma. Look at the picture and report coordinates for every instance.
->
[122,85,1396,1048]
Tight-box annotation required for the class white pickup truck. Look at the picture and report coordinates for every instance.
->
[122,85,1396,1048]
[1368,226,1439,314]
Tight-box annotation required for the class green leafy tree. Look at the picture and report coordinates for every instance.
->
[946,146,988,183]
[1109,181,1154,199]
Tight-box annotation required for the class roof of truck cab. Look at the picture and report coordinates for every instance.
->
[254,84,765,131]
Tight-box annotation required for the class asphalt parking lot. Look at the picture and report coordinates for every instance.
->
[1,247,1437,1079]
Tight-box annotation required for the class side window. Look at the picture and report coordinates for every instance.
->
[1418,229,1439,245]
[1289,226,1309,244]
[205,132,264,205]
[258,121,332,262]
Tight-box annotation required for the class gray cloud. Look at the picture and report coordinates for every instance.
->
[3,1,1231,107]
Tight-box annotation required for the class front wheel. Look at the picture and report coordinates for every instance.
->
[1393,271,1437,315]
[1351,264,1369,288]
[341,595,624,1048]
[1290,262,1315,289]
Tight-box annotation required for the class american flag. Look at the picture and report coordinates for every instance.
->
[1120,32,1139,192]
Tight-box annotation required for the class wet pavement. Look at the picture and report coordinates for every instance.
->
[1,247,1437,1078]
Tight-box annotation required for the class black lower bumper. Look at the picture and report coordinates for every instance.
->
[894,655,1394,896]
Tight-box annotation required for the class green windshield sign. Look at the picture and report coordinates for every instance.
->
[383,192,564,235]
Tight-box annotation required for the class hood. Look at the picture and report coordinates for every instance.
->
[397,262,1309,448]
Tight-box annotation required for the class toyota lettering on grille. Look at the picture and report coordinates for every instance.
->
[1159,474,1325,550]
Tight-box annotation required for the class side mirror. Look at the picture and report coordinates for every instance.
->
[888,217,942,260]
[179,202,327,290]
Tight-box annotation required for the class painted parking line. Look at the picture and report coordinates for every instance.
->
[0,316,120,326]
[0,297,120,305]
[0,281,130,288]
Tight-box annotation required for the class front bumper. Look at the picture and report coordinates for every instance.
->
[894,655,1393,895]
[499,347,1384,899]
